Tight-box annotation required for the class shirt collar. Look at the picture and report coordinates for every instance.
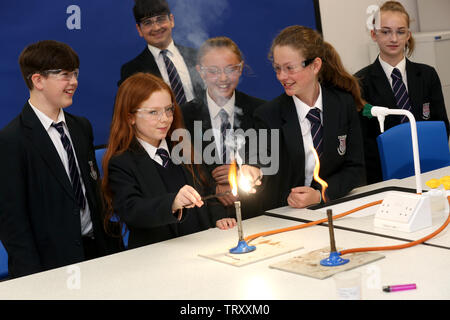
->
[293,84,323,122]
[378,55,407,80]
[137,137,169,160]
[28,99,66,131]
[206,90,236,120]
[147,40,176,59]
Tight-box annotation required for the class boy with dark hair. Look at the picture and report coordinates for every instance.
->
[119,0,202,105]
[0,40,119,278]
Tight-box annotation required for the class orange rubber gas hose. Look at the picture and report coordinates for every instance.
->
[244,196,450,257]
[339,196,450,255]
[244,199,383,243]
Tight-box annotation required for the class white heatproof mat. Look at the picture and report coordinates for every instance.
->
[199,236,303,267]
[270,247,385,279]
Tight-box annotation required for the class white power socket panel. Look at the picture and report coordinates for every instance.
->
[374,191,432,232]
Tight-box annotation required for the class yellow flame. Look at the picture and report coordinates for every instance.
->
[228,160,238,196]
[311,147,328,202]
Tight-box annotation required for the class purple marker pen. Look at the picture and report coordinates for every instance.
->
[382,283,417,292]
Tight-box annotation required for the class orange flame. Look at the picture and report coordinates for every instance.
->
[311,147,328,202]
[228,159,238,196]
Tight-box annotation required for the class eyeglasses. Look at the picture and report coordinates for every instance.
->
[375,28,410,39]
[139,15,170,29]
[199,62,243,79]
[273,59,315,75]
[28,69,79,81]
[134,104,175,120]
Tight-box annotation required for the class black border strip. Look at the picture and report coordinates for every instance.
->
[313,0,323,34]
[263,186,450,250]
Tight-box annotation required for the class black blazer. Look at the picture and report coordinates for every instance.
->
[0,102,118,278]
[118,44,203,99]
[181,90,266,219]
[355,58,449,183]
[254,86,366,211]
[107,140,225,249]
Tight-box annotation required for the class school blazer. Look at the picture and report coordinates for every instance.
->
[253,86,366,211]
[107,141,225,249]
[355,58,449,183]
[0,102,118,278]
[118,44,203,99]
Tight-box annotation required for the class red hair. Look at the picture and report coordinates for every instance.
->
[102,73,193,235]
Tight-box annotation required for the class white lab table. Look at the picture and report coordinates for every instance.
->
[0,215,449,300]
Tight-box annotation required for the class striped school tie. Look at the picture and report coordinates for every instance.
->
[161,49,187,106]
[52,122,86,210]
[306,108,323,159]
[391,68,412,123]
[156,148,170,168]
[219,109,231,163]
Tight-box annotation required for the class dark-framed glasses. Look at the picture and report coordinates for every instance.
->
[272,58,315,75]
[28,69,79,81]
[199,62,243,78]
[139,15,170,29]
[134,104,175,120]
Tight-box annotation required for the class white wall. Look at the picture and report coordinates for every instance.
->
[417,0,450,32]
[318,0,419,74]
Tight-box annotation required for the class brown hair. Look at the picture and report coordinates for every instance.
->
[18,40,79,90]
[101,73,205,235]
[378,1,415,57]
[197,36,243,64]
[269,25,365,111]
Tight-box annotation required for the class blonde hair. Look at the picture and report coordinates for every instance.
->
[197,36,243,64]
[378,1,415,57]
[269,25,365,111]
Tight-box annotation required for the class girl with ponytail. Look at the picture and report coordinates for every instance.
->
[254,25,366,211]
[355,1,449,184]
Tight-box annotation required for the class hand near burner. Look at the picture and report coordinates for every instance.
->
[172,185,204,213]
[216,183,238,207]
[287,186,321,208]
[216,217,237,230]
[211,164,230,184]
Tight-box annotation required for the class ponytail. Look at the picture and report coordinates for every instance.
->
[320,42,366,111]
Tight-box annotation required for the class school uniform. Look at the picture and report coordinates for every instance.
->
[118,42,203,101]
[107,138,224,249]
[0,102,119,278]
[181,89,266,219]
[253,85,366,211]
[355,57,450,183]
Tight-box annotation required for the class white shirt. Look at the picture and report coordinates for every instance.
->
[206,90,236,158]
[29,100,93,237]
[293,85,323,187]
[378,56,408,91]
[148,41,195,102]
[137,137,170,167]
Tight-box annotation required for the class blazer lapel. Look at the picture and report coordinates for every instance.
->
[280,95,304,177]
[405,59,423,117]
[321,87,339,162]
[370,59,397,107]
[65,115,95,207]
[234,91,248,130]
[133,145,167,195]
[21,103,76,202]
[139,47,162,78]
